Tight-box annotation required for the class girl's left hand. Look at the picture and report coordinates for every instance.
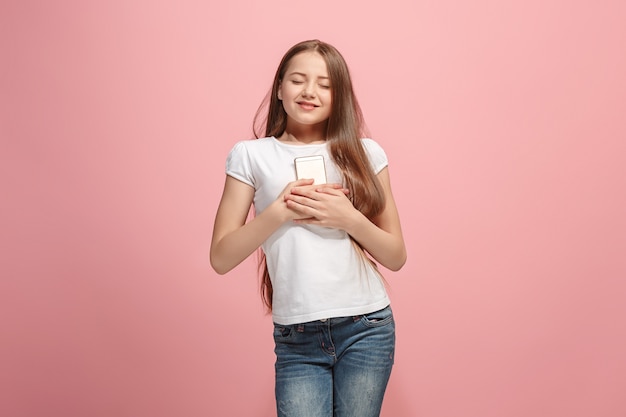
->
[284,184,358,230]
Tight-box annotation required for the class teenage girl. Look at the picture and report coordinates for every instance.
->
[210,39,406,417]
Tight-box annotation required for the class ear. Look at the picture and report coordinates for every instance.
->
[277,81,283,100]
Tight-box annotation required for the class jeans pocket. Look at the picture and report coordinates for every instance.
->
[360,305,394,328]
[273,323,293,340]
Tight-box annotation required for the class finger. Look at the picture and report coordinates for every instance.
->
[293,218,317,225]
[294,182,341,193]
[314,186,348,197]
[287,179,315,192]
[286,199,319,219]
[293,216,315,221]
[292,179,314,191]
[285,182,315,200]
[286,194,319,208]
[294,178,315,186]
[289,186,321,199]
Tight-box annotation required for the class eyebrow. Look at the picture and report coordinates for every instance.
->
[288,71,329,79]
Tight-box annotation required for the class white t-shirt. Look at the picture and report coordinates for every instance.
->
[226,136,391,325]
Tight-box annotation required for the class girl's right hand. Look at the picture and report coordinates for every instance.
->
[274,179,315,221]
[277,179,348,222]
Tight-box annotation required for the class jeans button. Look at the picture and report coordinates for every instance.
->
[320,318,327,322]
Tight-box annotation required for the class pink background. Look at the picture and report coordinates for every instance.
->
[2,1,625,416]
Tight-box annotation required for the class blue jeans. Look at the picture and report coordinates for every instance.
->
[273,305,395,417]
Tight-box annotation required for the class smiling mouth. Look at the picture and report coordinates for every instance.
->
[297,102,318,109]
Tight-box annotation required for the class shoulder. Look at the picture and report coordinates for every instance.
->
[360,138,388,173]
[226,138,275,186]
[229,136,274,152]
[227,137,276,160]
[360,138,386,154]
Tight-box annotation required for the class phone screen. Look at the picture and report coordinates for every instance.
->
[294,155,327,184]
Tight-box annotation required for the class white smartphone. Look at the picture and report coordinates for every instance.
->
[294,155,327,185]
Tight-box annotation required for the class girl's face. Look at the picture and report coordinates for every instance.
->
[278,51,332,129]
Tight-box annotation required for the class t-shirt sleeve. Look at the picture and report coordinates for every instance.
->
[225,141,255,187]
[362,138,389,174]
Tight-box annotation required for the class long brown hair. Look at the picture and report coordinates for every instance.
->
[253,40,386,311]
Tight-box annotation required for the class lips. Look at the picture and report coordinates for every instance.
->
[297,101,318,110]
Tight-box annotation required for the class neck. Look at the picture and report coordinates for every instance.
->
[280,121,327,144]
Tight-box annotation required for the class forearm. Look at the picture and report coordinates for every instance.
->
[345,211,406,271]
[210,202,285,274]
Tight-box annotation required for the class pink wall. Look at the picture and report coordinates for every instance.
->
[2,1,625,416]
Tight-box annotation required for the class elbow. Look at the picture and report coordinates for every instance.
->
[209,252,231,275]
[387,248,407,272]
[212,264,229,275]
[387,257,406,272]
[210,242,248,275]
[378,256,405,272]
[211,261,230,276]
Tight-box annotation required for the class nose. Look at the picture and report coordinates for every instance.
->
[302,83,316,98]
